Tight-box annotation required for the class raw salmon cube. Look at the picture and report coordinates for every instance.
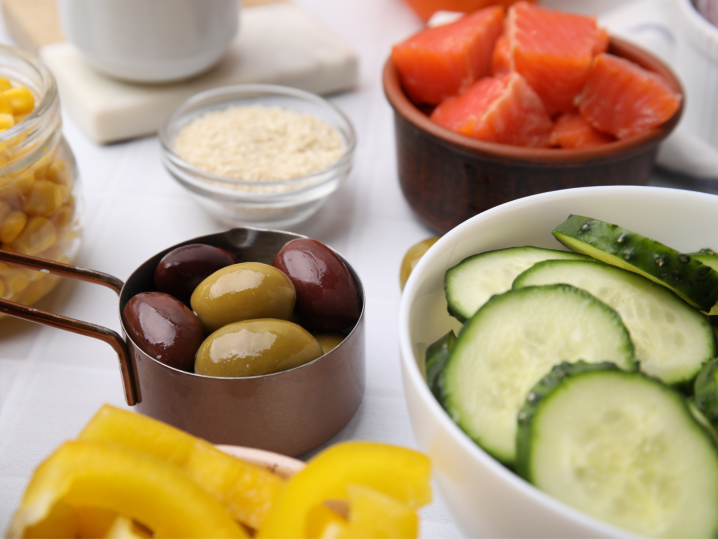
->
[392,6,504,105]
[576,53,682,139]
[491,33,511,75]
[508,1,607,115]
[550,111,615,148]
[430,72,553,147]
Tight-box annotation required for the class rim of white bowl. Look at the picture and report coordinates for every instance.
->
[399,185,718,537]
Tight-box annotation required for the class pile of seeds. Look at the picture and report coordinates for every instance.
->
[173,105,345,183]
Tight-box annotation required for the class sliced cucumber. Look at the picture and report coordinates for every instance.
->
[516,361,718,539]
[552,215,718,313]
[444,246,588,322]
[440,284,635,464]
[425,330,456,401]
[513,259,716,385]
[691,251,718,315]
[695,358,718,430]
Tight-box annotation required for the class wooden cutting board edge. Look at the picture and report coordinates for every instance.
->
[1,0,284,55]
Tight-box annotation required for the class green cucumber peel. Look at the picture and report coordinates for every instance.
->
[695,358,718,429]
[515,360,620,480]
[425,330,456,401]
[552,215,718,312]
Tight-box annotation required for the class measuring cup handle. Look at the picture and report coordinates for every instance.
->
[0,249,139,406]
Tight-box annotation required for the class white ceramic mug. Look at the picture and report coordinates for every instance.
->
[673,0,718,151]
[57,0,240,83]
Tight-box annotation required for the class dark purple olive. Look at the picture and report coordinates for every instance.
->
[154,244,239,305]
[272,238,361,332]
[122,292,204,372]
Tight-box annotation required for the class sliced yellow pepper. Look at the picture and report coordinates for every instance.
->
[8,440,247,539]
[258,441,431,538]
[20,501,76,539]
[78,405,285,530]
[101,515,151,539]
[306,504,347,539]
[74,506,119,538]
[341,485,418,539]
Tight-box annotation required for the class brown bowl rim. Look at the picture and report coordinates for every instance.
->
[383,36,684,166]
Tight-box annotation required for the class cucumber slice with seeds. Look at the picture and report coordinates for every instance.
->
[444,246,588,322]
[513,259,716,385]
[552,215,718,312]
[516,361,718,539]
[440,284,635,464]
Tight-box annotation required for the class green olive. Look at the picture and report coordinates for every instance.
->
[313,333,346,354]
[190,262,295,333]
[194,318,323,377]
[399,237,439,291]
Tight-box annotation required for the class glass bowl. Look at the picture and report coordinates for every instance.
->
[160,84,356,229]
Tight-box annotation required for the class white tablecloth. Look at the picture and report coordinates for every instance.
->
[0,0,716,536]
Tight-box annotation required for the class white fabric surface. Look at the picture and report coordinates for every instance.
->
[0,0,716,536]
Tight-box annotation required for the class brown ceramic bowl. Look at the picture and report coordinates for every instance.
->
[383,37,684,234]
[0,228,365,457]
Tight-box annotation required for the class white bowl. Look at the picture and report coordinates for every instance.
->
[399,185,718,538]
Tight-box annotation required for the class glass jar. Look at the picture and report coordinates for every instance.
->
[0,45,82,306]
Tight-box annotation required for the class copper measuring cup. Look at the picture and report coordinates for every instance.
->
[0,228,365,457]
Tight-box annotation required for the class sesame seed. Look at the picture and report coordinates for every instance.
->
[173,105,345,183]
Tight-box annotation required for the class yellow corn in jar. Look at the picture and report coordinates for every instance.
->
[0,45,82,308]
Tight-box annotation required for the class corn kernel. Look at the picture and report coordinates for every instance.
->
[0,262,32,280]
[0,200,12,225]
[13,112,30,124]
[0,78,12,92]
[0,277,10,300]
[45,159,71,187]
[22,180,63,216]
[50,204,74,234]
[0,171,34,200]
[3,128,27,149]
[3,87,34,115]
[55,184,70,205]
[0,113,14,132]
[11,216,56,255]
[7,273,29,293]
[0,93,12,115]
[31,152,54,179]
[0,211,27,243]
[0,264,32,294]
[37,245,60,262]
[15,278,48,304]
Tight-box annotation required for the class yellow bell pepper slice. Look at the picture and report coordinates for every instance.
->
[7,440,247,539]
[102,515,152,539]
[75,506,120,538]
[258,441,431,538]
[341,485,418,539]
[20,501,76,539]
[305,504,347,539]
[74,507,151,539]
[77,405,284,530]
